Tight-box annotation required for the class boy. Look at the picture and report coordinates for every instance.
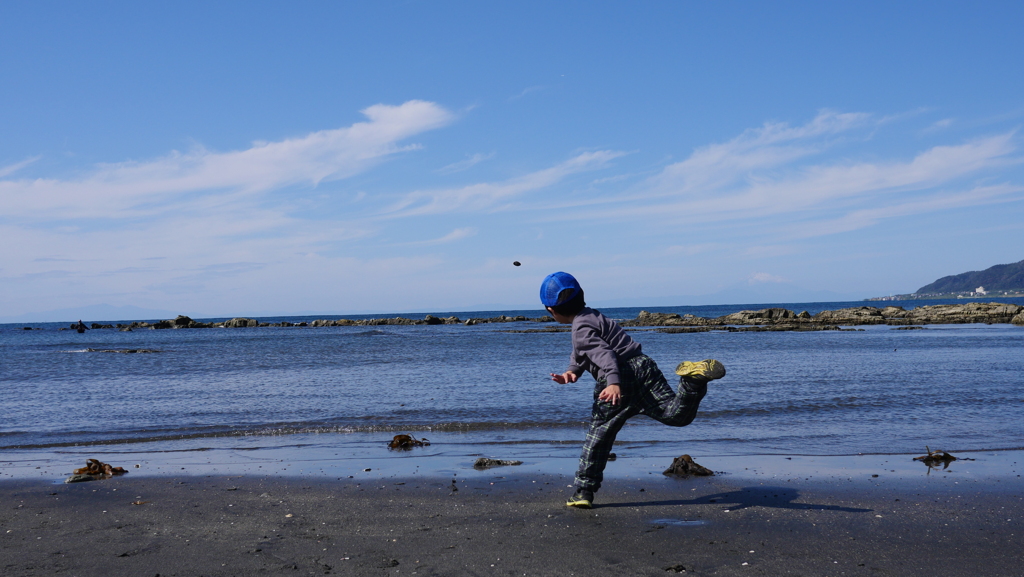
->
[541,271,725,508]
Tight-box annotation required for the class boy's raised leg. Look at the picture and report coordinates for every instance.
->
[657,377,707,426]
[636,358,723,427]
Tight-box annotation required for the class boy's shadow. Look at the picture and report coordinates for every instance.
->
[598,486,872,513]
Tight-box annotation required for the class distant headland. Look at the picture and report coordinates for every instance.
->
[867,259,1024,301]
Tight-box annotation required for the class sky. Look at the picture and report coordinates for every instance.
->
[2,2,1023,319]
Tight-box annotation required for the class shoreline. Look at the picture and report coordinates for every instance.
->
[4,441,1020,488]
[2,451,1021,576]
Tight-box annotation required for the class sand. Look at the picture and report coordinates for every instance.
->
[2,451,1022,576]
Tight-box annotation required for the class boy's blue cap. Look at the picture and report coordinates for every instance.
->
[540,272,581,307]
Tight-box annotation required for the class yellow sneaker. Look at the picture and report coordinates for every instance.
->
[675,359,726,382]
[565,489,594,508]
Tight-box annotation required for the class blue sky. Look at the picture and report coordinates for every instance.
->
[2,2,1023,318]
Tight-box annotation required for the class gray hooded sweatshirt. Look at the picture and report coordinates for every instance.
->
[567,307,643,385]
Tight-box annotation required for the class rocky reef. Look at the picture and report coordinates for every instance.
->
[621,302,1024,330]
[57,302,1023,333]
[92,314,556,331]
[305,314,552,327]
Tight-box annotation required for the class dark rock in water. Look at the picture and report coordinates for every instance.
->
[721,307,800,324]
[473,458,523,468]
[813,306,888,325]
[623,311,688,326]
[892,326,925,330]
[419,314,464,325]
[222,317,258,328]
[90,323,114,329]
[662,454,714,477]
[116,321,152,330]
[513,261,521,266]
[623,310,715,327]
[148,315,213,329]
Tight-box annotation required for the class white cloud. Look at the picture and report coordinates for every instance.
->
[644,110,871,197]
[509,86,544,100]
[3,105,1022,317]
[780,184,1024,240]
[550,114,1021,241]
[408,227,479,245]
[381,150,625,217]
[0,101,457,315]
[435,152,495,174]
[748,272,788,284]
[0,100,454,220]
[0,156,40,178]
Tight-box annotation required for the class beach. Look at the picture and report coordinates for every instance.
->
[2,451,1022,576]
[3,309,1023,574]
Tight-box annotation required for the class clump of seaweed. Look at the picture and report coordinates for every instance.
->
[65,459,128,483]
[387,434,430,450]
[913,446,958,470]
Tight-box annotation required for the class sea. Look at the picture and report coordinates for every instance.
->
[2,298,1024,479]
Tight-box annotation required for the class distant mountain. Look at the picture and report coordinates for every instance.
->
[916,259,1024,294]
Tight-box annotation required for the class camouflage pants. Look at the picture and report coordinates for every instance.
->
[574,354,707,493]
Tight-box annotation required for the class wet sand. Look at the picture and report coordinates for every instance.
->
[2,452,1022,576]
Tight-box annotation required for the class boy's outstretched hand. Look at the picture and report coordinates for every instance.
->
[599,384,622,405]
[550,371,578,384]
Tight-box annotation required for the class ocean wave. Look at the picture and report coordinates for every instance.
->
[0,419,593,450]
